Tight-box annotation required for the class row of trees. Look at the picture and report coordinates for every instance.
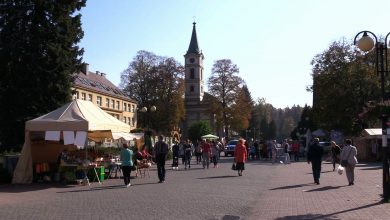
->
[0,0,86,150]
[120,51,304,141]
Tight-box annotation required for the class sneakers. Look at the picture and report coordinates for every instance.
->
[126,183,131,188]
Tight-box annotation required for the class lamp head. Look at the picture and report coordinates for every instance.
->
[140,107,147,112]
[357,32,375,52]
[150,105,157,112]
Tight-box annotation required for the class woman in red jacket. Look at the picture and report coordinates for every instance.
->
[234,138,248,176]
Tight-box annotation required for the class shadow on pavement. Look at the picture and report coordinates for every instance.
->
[270,183,312,190]
[360,167,382,171]
[304,185,347,192]
[0,183,75,193]
[274,201,383,220]
[274,213,340,220]
[197,175,238,179]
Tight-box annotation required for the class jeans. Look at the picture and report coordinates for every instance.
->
[122,166,132,185]
[202,153,210,168]
[184,153,192,168]
[156,154,166,181]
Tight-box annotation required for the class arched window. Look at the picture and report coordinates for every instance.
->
[190,68,195,79]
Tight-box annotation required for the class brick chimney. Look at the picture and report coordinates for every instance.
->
[82,63,89,75]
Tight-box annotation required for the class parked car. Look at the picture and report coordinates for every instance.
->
[224,139,239,157]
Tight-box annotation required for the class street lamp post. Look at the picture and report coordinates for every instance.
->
[140,105,157,151]
[354,31,390,201]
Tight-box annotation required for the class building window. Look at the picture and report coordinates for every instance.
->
[124,103,127,111]
[200,69,202,80]
[88,94,93,102]
[116,101,120,110]
[132,105,135,112]
[132,117,135,126]
[128,117,131,125]
[106,98,109,108]
[124,117,127,123]
[201,86,203,93]
[190,85,194,92]
[190,68,195,79]
[81,93,86,100]
[111,99,114,108]
[97,96,102,106]
[128,104,131,112]
[75,91,79,99]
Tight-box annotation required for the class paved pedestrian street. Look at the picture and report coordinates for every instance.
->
[1,157,390,220]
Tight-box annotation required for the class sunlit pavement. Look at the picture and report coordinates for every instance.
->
[1,157,390,220]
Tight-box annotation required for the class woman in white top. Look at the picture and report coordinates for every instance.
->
[340,139,358,186]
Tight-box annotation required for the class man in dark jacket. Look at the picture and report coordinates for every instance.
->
[307,138,323,185]
[154,135,169,183]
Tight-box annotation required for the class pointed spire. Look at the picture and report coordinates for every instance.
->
[186,22,201,54]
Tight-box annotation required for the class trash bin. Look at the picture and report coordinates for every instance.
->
[99,166,104,182]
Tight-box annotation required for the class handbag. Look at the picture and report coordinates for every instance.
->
[340,147,352,167]
[231,162,237,170]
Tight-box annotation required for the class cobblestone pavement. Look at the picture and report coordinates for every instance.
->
[1,157,390,220]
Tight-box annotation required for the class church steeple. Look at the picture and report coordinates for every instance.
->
[186,22,201,55]
[184,22,204,103]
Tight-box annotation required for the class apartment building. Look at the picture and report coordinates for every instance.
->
[72,63,137,131]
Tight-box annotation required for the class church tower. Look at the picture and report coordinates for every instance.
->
[184,22,204,103]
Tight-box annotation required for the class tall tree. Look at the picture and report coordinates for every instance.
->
[0,0,86,149]
[230,85,253,135]
[208,59,243,138]
[120,51,185,134]
[309,39,379,135]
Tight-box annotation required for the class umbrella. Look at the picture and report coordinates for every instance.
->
[201,134,219,140]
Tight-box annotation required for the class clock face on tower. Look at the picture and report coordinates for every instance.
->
[189,58,195,63]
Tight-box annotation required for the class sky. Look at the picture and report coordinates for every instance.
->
[79,0,390,109]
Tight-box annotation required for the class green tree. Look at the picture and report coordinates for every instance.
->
[0,0,86,149]
[231,85,253,135]
[120,51,185,134]
[309,39,379,135]
[187,121,212,143]
[208,59,244,138]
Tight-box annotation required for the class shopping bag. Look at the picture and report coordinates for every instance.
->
[337,165,344,175]
[231,162,237,170]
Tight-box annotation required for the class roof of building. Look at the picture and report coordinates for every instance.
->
[73,70,136,103]
[186,22,201,55]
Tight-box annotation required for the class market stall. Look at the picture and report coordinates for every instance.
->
[12,99,131,184]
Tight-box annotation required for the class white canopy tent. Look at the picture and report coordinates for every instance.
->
[12,99,131,184]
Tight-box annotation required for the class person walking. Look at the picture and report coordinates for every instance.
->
[211,141,219,168]
[120,143,133,188]
[171,141,179,170]
[272,140,278,164]
[283,139,291,164]
[201,139,211,169]
[340,139,358,186]
[292,140,300,162]
[307,138,323,185]
[330,141,342,171]
[154,135,169,183]
[234,138,248,176]
[184,139,193,169]
[195,141,202,164]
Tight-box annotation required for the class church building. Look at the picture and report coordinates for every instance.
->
[182,22,218,137]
